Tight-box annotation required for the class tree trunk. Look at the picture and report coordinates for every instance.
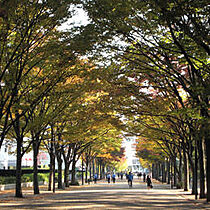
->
[99,159,102,180]
[102,163,105,179]
[71,157,77,185]
[167,160,170,184]
[177,152,183,189]
[153,163,158,180]
[16,138,23,197]
[33,139,40,194]
[48,153,53,191]
[183,150,189,191]
[170,160,174,189]
[200,96,209,202]
[188,152,196,195]
[162,161,166,183]
[195,141,198,199]
[57,153,63,189]
[85,159,89,183]
[158,163,161,181]
[152,163,155,178]
[89,162,92,180]
[173,158,177,188]
[82,154,84,185]
[64,161,70,187]
[205,136,210,202]
[92,159,95,176]
[53,160,55,193]
[199,137,206,198]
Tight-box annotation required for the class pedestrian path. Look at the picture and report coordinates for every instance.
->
[0,178,209,209]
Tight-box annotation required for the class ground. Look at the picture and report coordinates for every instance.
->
[0,178,209,209]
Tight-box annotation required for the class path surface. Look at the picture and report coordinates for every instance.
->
[0,178,209,209]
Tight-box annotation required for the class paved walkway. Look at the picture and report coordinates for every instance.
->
[0,178,209,209]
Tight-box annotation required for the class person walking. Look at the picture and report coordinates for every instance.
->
[146,175,152,189]
[107,173,111,183]
[120,171,123,180]
[94,173,98,184]
[112,173,116,183]
[138,172,142,180]
[128,172,133,188]
[143,173,146,182]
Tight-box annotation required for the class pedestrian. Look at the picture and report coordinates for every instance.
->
[112,173,116,183]
[107,173,111,183]
[120,171,123,180]
[126,172,129,180]
[139,172,142,180]
[94,173,98,184]
[143,173,146,182]
[146,175,152,189]
[128,172,133,188]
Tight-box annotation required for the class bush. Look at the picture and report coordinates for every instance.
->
[0,173,50,185]
[21,173,49,183]
[38,173,49,182]
[0,176,16,184]
[22,174,33,183]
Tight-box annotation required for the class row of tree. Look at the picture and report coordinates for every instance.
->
[80,0,210,202]
[0,0,209,202]
[0,0,125,198]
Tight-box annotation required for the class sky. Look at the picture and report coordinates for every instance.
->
[59,7,89,31]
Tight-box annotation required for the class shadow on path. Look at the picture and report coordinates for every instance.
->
[0,179,209,209]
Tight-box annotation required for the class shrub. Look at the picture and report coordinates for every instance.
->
[0,176,16,184]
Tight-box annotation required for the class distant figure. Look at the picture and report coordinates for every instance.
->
[137,172,142,179]
[112,173,116,183]
[146,175,152,189]
[107,173,111,183]
[126,172,129,180]
[94,173,98,184]
[128,172,133,188]
[117,172,120,178]
[143,173,146,182]
[120,171,123,180]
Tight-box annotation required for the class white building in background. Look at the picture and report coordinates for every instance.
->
[0,142,80,170]
[122,136,142,172]
[0,143,16,169]
[0,144,49,169]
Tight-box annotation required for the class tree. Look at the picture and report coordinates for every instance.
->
[82,0,209,201]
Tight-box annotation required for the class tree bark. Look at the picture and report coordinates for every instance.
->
[89,162,92,180]
[162,161,166,183]
[173,158,177,188]
[85,158,89,183]
[82,153,84,185]
[177,151,183,189]
[33,139,40,194]
[167,160,170,184]
[64,161,70,187]
[16,138,23,197]
[195,141,198,199]
[92,159,95,176]
[48,152,54,191]
[183,150,189,191]
[56,151,63,189]
[205,135,210,202]
[70,157,77,185]
[198,137,206,198]
[188,151,196,195]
